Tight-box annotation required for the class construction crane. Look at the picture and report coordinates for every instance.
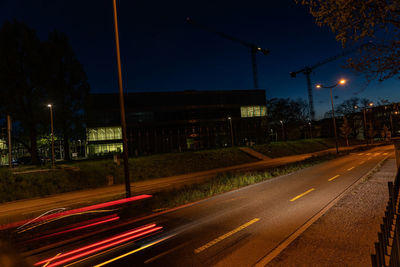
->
[186,17,270,89]
[290,43,371,121]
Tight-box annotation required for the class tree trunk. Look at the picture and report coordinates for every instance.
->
[29,124,39,165]
[63,133,71,161]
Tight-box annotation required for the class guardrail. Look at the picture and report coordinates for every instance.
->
[371,142,400,266]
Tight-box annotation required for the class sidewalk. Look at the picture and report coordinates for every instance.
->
[0,143,379,227]
[265,155,397,266]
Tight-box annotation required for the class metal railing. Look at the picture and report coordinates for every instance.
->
[371,168,400,266]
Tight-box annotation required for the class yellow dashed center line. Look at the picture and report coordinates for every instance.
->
[359,161,365,165]
[347,166,355,171]
[383,152,388,155]
[94,236,171,267]
[194,218,260,254]
[328,175,340,182]
[290,188,315,202]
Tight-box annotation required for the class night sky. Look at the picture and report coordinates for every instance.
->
[1,0,399,119]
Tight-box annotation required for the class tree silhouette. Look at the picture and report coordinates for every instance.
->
[44,30,90,160]
[0,21,90,163]
[0,20,47,164]
[340,116,352,147]
[298,0,400,82]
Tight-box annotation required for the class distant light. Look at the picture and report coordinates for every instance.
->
[339,79,346,85]
[354,105,358,109]
[395,111,399,115]
[227,117,231,120]
[257,47,262,51]
[280,120,283,124]
[316,84,321,88]
[47,104,52,108]
[369,102,374,107]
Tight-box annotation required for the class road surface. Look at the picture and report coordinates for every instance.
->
[23,145,392,267]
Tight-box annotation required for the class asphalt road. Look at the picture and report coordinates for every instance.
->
[24,145,392,267]
[0,144,360,227]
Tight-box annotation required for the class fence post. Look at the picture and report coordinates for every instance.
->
[394,140,400,169]
[371,254,378,267]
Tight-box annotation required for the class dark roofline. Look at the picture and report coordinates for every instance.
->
[90,89,266,96]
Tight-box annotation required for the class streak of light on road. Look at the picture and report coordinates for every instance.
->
[93,235,174,267]
[24,214,120,242]
[1,195,152,231]
[35,224,161,267]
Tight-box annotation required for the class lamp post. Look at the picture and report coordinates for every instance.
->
[47,104,55,168]
[113,0,131,198]
[393,111,399,137]
[7,115,12,168]
[280,120,285,141]
[316,79,346,154]
[227,117,234,146]
[355,102,374,144]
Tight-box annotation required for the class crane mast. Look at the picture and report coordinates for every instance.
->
[186,17,270,89]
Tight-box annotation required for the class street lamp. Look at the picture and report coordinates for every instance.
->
[315,79,347,154]
[280,120,285,141]
[113,0,131,198]
[227,117,234,146]
[355,103,373,144]
[47,104,55,168]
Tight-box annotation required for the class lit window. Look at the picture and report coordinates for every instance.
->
[87,127,122,141]
[240,106,267,118]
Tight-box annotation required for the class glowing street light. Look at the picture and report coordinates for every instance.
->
[47,104,55,168]
[227,117,234,146]
[280,120,285,141]
[315,79,347,154]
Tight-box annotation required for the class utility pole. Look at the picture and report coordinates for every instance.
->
[316,79,347,154]
[228,117,234,146]
[113,0,131,198]
[329,88,339,154]
[7,115,12,168]
[363,109,367,143]
[48,104,55,168]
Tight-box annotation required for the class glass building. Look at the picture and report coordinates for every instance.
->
[86,90,267,157]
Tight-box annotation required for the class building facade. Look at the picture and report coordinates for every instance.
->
[86,90,268,157]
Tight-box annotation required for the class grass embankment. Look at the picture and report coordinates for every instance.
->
[143,153,339,211]
[252,138,366,158]
[0,148,256,202]
[0,139,364,203]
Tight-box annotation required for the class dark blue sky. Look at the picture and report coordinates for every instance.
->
[1,0,399,118]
